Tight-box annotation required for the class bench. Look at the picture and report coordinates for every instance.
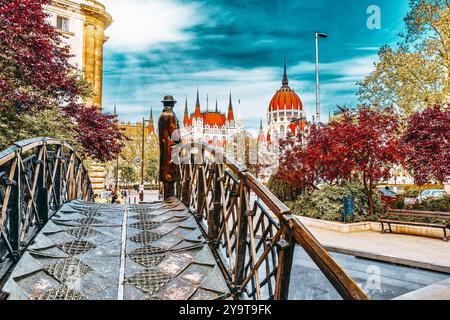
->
[380,208,450,242]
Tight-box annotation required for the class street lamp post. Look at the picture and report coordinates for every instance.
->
[315,32,328,124]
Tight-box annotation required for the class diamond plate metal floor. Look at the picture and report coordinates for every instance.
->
[2,199,231,300]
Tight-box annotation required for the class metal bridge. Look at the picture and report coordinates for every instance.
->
[0,138,368,300]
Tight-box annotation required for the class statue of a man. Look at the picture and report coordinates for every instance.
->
[158,95,181,200]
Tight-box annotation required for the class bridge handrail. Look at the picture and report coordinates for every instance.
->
[175,142,369,300]
[0,137,79,165]
[0,137,94,281]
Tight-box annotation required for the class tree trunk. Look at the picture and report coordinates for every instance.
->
[362,172,374,216]
[368,176,375,216]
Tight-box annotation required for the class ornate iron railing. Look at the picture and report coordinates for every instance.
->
[175,143,369,300]
[0,138,93,279]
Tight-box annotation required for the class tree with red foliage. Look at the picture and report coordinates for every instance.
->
[277,106,403,215]
[402,105,450,185]
[0,0,84,112]
[328,107,403,215]
[277,132,317,191]
[0,0,124,161]
[64,105,124,163]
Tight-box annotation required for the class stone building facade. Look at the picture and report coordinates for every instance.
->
[181,90,245,147]
[44,0,112,108]
[44,0,112,194]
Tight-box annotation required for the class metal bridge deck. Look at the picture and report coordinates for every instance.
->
[2,199,231,300]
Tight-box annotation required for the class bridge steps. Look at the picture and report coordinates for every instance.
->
[1,200,231,300]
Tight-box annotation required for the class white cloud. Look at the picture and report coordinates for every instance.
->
[103,53,380,127]
[355,47,381,51]
[102,0,205,51]
[291,54,378,79]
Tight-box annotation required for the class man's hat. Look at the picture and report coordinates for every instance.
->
[161,95,177,104]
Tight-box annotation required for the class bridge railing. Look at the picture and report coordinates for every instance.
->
[0,138,93,279]
[174,143,368,300]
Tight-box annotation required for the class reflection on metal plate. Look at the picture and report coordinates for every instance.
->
[37,286,86,300]
[128,246,166,268]
[129,231,163,244]
[125,269,171,295]
[44,258,93,283]
[129,220,161,230]
[66,227,101,239]
[74,218,103,225]
[57,240,97,255]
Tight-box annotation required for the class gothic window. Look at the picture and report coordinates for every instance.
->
[280,126,285,137]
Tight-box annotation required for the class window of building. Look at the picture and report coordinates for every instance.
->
[57,16,70,32]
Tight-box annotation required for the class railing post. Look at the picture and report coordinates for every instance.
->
[208,164,221,248]
[54,150,62,207]
[196,165,205,220]
[181,163,191,207]
[36,155,49,226]
[8,157,20,259]
[68,153,75,201]
[274,225,295,300]
[234,180,249,287]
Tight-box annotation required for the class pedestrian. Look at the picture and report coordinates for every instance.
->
[111,188,119,204]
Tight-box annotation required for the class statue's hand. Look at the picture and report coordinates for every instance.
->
[171,129,181,144]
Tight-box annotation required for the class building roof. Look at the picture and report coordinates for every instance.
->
[269,60,303,112]
[202,112,227,127]
[184,89,234,128]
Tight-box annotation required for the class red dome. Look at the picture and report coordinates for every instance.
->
[269,60,303,112]
[269,87,303,112]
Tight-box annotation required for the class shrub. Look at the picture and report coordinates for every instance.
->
[408,194,450,212]
[288,182,382,222]
[267,175,300,202]
[393,197,406,209]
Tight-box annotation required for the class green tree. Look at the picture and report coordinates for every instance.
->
[358,0,449,114]
[357,46,445,114]
[144,135,160,184]
[0,105,78,151]
[120,165,137,188]
[109,127,159,185]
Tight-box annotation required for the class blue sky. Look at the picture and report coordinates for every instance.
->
[101,0,410,135]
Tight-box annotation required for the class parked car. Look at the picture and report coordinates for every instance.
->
[416,189,447,203]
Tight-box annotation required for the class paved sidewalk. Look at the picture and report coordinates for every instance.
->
[304,224,450,273]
